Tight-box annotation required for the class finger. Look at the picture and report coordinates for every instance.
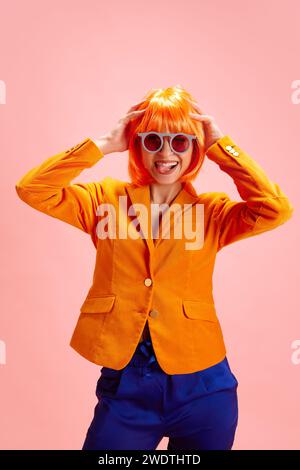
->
[123,108,147,122]
[128,99,148,112]
[186,98,205,115]
[189,112,212,122]
[128,108,147,117]
[191,103,205,114]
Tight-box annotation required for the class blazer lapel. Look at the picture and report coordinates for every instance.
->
[126,183,154,252]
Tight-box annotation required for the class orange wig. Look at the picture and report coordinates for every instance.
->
[127,85,206,186]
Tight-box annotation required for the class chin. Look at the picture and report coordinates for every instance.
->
[152,175,180,185]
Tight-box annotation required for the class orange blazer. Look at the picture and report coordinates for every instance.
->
[15,135,294,374]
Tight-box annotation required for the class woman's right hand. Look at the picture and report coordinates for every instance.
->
[92,99,148,155]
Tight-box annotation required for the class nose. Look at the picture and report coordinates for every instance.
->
[159,136,173,155]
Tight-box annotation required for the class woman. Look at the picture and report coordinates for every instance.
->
[15,85,293,450]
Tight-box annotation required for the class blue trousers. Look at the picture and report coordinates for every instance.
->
[82,338,239,450]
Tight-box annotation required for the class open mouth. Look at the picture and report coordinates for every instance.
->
[154,161,179,175]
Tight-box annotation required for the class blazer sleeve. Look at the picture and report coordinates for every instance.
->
[205,135,294,251]
[15,137,106,237]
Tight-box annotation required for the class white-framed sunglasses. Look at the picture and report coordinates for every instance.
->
[137,132,197,155]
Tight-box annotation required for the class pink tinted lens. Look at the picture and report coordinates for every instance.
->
[144,134,161,152]
[172,135,190,153]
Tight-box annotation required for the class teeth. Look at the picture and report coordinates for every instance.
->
[155,162,178,167]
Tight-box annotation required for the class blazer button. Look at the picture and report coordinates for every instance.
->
[144,278,152,287]
[225,145,233,151]
[149,309,159,318]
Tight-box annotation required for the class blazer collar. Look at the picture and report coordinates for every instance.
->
[126,181,199,252]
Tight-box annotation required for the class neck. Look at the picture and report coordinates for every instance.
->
[150,181,183,205]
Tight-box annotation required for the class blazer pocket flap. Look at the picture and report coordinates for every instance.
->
[80,295,116,314]
[183,300,218,322]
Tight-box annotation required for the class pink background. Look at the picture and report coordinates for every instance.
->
[1,0,299,450]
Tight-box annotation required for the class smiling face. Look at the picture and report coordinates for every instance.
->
[140,128,194,185]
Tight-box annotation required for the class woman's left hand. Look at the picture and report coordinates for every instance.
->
[187,98,225,152]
